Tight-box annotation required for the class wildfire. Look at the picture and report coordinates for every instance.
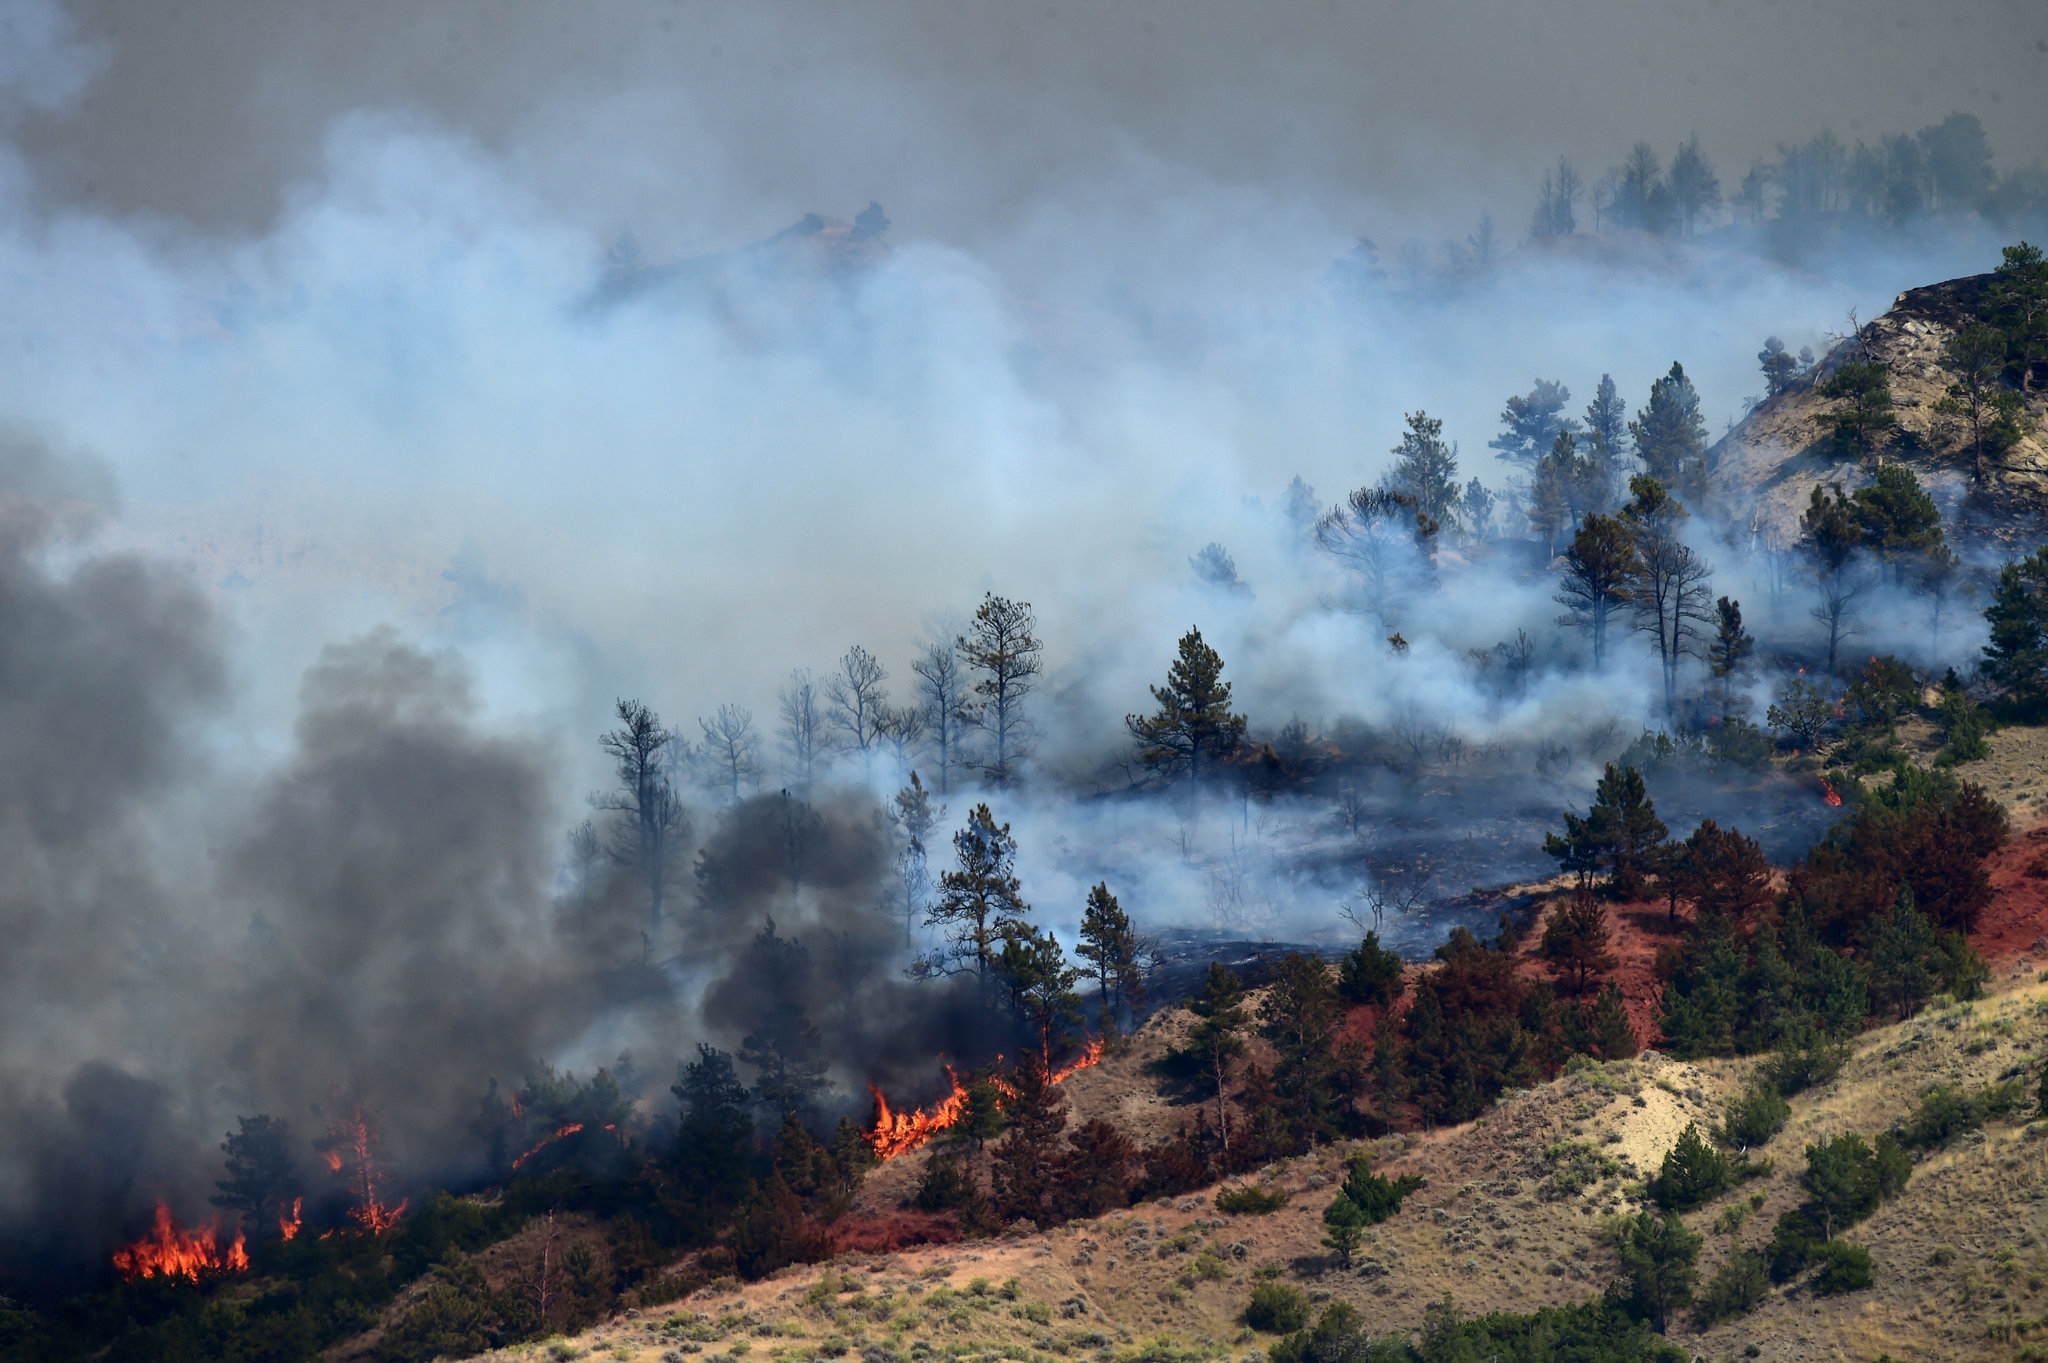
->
[322,1100,407,1234]
[866,1066,970,1161]
[865,1036,1108,1161]
[1049,1035,1105,1085]
[112,1204,249,1282]
[1822,779,1844,807]
[279,1196,303,1242]
[508,1121,617,1171]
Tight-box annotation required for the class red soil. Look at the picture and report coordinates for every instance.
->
[1969,820,2048,967]
[826,1209,960,1254]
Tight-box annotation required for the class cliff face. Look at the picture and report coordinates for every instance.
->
[1710,271,2048,554]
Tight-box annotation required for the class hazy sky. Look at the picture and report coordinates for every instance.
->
[15,0,2048,250]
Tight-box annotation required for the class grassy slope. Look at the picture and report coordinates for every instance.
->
[466,731,2048,1363]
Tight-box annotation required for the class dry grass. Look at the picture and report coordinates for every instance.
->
[485,784,2048,1363]
[502,959,2048,1363]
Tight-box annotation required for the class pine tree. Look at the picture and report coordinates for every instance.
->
[737,921,833,1118]
[923,804,1031,1012]
[1181,963,1249,1153]
[998,924,1084,1063]
[987,1053,1070,1227]
[1582,373,1630,468]
[1555,514,1638,668]
[1707,596,1754,712]
[1488,379,1580,467]
[672,1045,757,1232]
[1933,323,2030,482]
[1983,546,2048,705]
[957,594,1043,786]
[1125,626,1249,795]
[1758,337,1800,398]
[1588,983,1639,1059]
[1321,1195,1368,1268]
[1800,483,1867,673]
[1851,463,1945,587]
[1654,1122,1732,1211]
[1540,892,1616,993]
[1629,363,1710,503]
[1075,881,1140,1033]
[950,1078,1008,1160]
[1816,360,1897,461]
[1337,931,1406,1009]
[1622,476,1715,719]
[1992,240,2048,394]
[1548,763,1667,897]
[886,772,943,945]
[212,1115,301,1240]
[1616,1210,1702,1334]
[1669,134,1721,234]
[1385,410,1461,525]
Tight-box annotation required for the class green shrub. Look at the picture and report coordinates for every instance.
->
[1653,1123,1732,1211]
[1243,1281,1311,1334]
[1337,1152,1425,1223]
[1718,1084,1791,1150]
[1759,1020,1849,1096]
[1811,1241,1874,1294]
[1691,1249,1769,1328]
[1542,1141,1621,1197]
[1214,1185,1290,1215]
[375,1259,541,1363]
[1901,1079,2026,1148]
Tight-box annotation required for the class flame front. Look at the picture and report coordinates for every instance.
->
[328,1103,406,1233]
[866,1066,969,1161]
[1822,779,1843,807]
[865,1036,1107,1161]
[278,1196,303,1242]
[1049,1035,1105,1085]
[112,1204,249,1281]
[508,1121,617,1171]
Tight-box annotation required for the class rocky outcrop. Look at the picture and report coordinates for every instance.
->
[1710,271,2048,555]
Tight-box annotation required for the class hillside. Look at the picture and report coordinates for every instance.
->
[471,967,2048,1363]
[474,739,2048,1363]
[1711,269,2048,552]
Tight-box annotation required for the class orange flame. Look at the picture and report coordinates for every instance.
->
[1049,1036,1106,1085]
[866,1037,1108,1161]
[1822,780,1843,807]
[324,1101,406,1234]
[112,1204,249,1281]
[511,1122,584,1170]
[278,1196,303,1242]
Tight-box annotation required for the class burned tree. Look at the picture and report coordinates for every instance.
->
[1314,486,1439,627]
[885,772,942,946]
[958,594,1043,786]
[825,645,890,773]
[777,668,826,790]
[598,698,689,935]
[1622,477,1714,718]
[698,703,760,806]
[910,637,968,794]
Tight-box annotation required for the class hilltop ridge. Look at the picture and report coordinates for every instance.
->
[1711,268,2048,552]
